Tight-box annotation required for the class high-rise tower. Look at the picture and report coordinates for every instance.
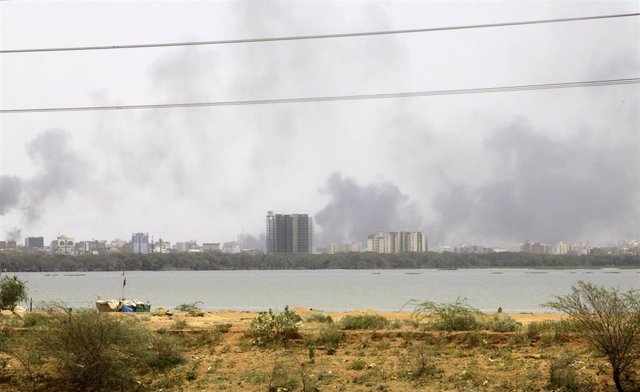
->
[266,211,313,253]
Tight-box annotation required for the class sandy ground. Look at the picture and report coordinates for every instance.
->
[141,307,567,330]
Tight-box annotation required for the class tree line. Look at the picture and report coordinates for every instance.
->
[0,251,638,272]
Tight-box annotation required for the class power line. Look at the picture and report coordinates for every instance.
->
[1,78,637,114]
[1,13,638,54]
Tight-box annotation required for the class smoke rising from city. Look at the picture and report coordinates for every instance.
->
[315,174,422,245]
[0,2,638,248]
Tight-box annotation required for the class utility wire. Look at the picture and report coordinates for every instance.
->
[1,13,638,54]
[1,78,637,114]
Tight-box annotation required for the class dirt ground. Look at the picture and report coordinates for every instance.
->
[2,309,637,392]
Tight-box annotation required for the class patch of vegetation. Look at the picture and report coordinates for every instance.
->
[215,323,232,333]
[546,281,640,392]
[25,307,183,391]
[305,312,333,324]
[348,359,367,370]
[548,351,595,392]
[176,301,205,317]
[310,324,343,350]
[482,314,522,332]
[0,276,28,311]
[248,306,301,346]
[340,314,389,330]
[412,298,482,331]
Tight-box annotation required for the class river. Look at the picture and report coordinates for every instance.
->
[12,268,639,312]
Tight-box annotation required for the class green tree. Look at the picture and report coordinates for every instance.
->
[0,275,28,310]
[546,281,640,392]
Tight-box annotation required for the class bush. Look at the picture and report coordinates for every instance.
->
[348,359,367,370]
[37,308,183,391]
[215,323,232,333]
[412,298,482,331]
[312,325,343,349]
[546,281,640,392]
[340,314,388,330]
[176,302,204,317]
[482,314,522,332]
[0,276,28,311]
[248,306,301,346]
[548,351,594,392]
[305,312,333,324]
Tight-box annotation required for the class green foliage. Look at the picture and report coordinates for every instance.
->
[31,308,183,391]
[482,314,522,332]
[3,251,637,273]
[0,276,28,310]
[248,306,301,346]
[340,314,389,330]
[412,298,482,331]
[215,323,232,333]
[311,324,343,349]
[546,281,640,392]
[349,359,367,370]
[268,361,299,392]
[175,301,205,316]
[305,312,333,324]
[548,351,595,392]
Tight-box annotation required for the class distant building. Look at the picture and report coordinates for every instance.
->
[131,233,149,254]
[328,242,362,254]
[76,240,107,255]
[266,211,313,253]
[151,238,171,254]
[202,243,222,252]
[174,240,201,253]
[520,242,552,255]
[25,237,44,249]
[0,240,17,251]
[367,231,426,253]
[222,241,243,254]
[51,235,75,255]
[554,241,569,255]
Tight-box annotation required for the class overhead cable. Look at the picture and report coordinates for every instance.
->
[1,13,638,54]
[1,78,638,114]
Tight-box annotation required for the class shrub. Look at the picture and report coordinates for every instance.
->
[176,302,204,317]
[305,312,333,324]
[312,325,343,349]
[0,276,28,311]
[340,314,388,330]
[548,351,595,392]
[546,281,640,392]
[349,359,367,370]
[37,308,183,391]
[412,298,482,331]
[483,314,522,332]
[215,323,232,333]
[248,306,301,346]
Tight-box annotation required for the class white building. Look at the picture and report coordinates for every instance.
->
[367,231,427,253]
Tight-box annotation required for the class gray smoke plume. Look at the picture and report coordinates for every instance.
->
[0,176,22,215]
[315,173,422,246]
[238,233,266,251]
[432,120,640,245]
[22,129,89,223]
[0,129,88,226]
[5,228,22,242]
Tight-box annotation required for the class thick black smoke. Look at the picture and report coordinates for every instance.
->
[315,173,422,246]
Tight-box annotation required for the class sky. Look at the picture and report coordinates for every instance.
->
[0,0,639,250]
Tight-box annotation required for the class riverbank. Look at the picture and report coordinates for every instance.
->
[1,309,635,392]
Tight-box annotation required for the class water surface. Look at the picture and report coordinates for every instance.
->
[13,268,639,312]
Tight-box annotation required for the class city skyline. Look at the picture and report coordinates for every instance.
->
[1,1,638,249]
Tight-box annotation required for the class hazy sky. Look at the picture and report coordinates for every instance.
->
[1,1,638,250]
